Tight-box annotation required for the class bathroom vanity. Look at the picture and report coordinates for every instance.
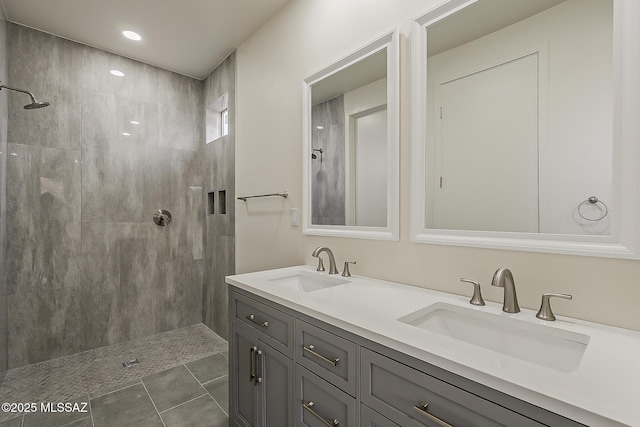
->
[226,266,640,427]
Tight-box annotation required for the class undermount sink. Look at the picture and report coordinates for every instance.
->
[398,302,590,372]
[267,270,348,292]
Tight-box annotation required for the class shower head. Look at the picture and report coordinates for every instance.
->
[312,148,323,160]
[23,101,50,110]
[0,82,51,110]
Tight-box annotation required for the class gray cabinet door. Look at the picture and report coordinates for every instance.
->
[231,324,259,427]
[361,348,543,427]
[231,322,294,427]
[258,340,294,427]
[295,365,356,427]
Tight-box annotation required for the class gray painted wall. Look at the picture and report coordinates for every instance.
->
[0,17,8,381]
[311,95,345,225]
[202,53,235,340]
[5,23,204,368]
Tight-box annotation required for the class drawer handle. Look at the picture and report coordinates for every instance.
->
[303,401,339,426]
[249,346,257,382]
[255,349,263,384]
[413,402,454,427]
[303,345,340,367]
[246,314,269,328]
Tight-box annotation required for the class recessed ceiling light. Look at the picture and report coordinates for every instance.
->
[130,120,140,125]
[122,30,142,41]
[110,69,125,77]
[316,125,324,130]
[122,132,131,136]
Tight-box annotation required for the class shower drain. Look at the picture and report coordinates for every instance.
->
[122,359,140,368]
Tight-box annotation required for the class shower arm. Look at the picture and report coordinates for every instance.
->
[0,83,38,103]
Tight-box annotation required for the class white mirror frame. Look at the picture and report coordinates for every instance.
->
[410,0,640,259]
[303,29,400,241]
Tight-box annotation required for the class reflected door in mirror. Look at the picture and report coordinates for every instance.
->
[432,53,539,232]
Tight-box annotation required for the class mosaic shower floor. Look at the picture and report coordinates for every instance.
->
[0,323,228,426]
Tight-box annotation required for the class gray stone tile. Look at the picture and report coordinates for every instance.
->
[80,223,158,350]
[204,375,229,414]
[0,324,226,421]
[142,365,205,412]
[204,137,235,237]
[0,416,22,427]
[81,47,158,104]
[158,69,202,151]
[6,143,81,296]
[64,417,93,427]
[81,89,158,152]
[89,379,142,399]
[157,147,203,263]
[186,353,228,384]
[203,235,233,339]
[7,24,82,150]
[311,95,346,225]
[203,52,235,119]
[81,143,158,223]
[23,397,90,427]
[156,259,202,332]
[81,91,158,223]
[91,383,163,427]
[8,287,82,367]
[160,394,227,427]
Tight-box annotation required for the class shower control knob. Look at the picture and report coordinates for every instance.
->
[153,209,172,226]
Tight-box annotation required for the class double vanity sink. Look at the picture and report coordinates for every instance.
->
[264,267,588,373]
[227,265,640,426]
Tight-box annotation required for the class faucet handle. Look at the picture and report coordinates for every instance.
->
[536,293,572,321]
[342,261,356,277]
[460,278,485,306]
[315,257,325,272]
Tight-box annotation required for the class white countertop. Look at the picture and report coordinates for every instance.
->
[226,265,640,427]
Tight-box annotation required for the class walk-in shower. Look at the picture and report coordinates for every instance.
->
[0,81,50,109]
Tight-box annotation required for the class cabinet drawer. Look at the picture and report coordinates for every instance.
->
[295,319,358,396]
[361,348,543,427]
[360,404,400,427]
[232,292,294,357]
[295,365,356,427]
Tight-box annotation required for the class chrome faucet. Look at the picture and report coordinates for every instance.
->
[311,246,339,274]
[491,267,520,313]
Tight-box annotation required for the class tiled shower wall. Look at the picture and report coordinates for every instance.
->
[5,23,204,368]
[311,95,345,225]
[202,53,235,340]
[0,17,9,380]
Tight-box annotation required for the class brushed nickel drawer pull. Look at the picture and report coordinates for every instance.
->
[249,346,257,382]
[246,314,269,328]
[255,349,263,384]
[303,401,339,426]
[413,402,454,427]
[303,345,340,367]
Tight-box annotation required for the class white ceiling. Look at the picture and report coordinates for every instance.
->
[0,0,291,80]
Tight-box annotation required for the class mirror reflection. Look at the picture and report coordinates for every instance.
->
[310,48,387,227]
[425,0,612,235]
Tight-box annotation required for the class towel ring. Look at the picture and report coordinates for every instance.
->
[577,196,608,221]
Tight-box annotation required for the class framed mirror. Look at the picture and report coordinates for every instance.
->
[410,0,640,258]
[303,30,399,240]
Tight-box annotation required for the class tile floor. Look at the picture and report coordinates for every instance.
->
[0,324,229,427]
